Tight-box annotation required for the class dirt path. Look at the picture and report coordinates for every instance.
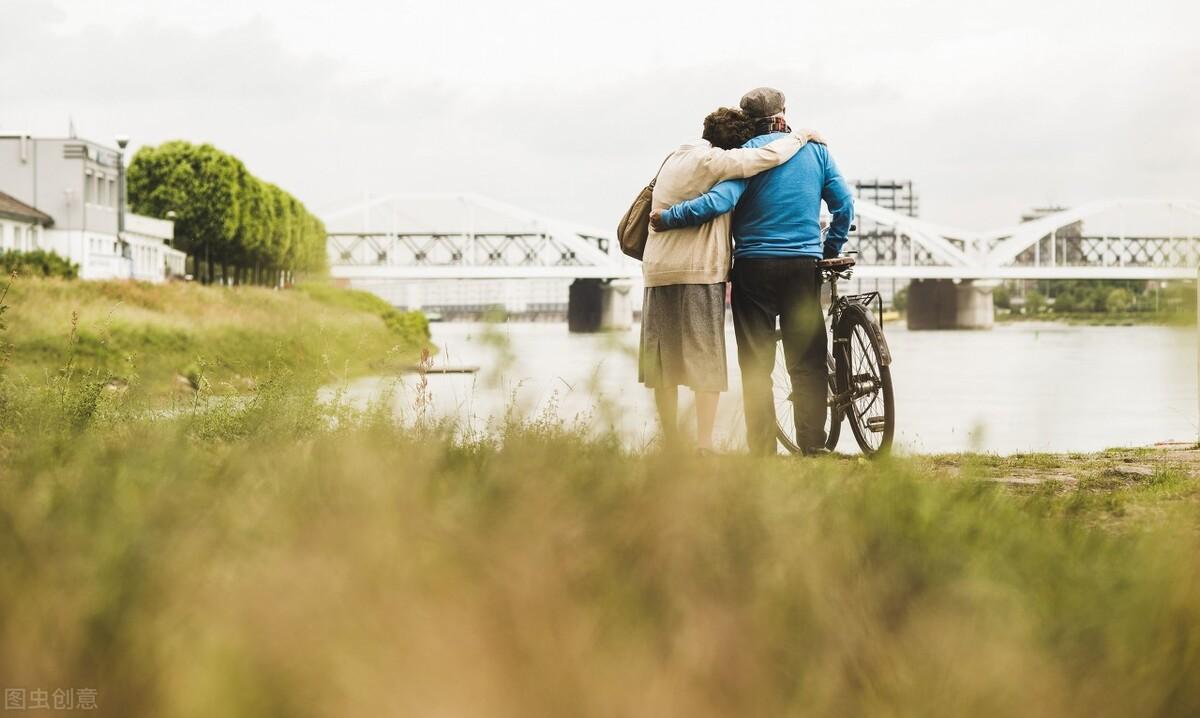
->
[917,442,1200,488]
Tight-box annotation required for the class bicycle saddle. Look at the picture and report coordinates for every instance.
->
[816,257,856,270]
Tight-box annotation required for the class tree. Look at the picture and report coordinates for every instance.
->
[128,141,326,285]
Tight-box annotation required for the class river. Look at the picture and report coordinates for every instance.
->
[335,321,1199,455]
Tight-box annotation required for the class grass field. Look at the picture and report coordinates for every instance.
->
[0,275,429,397]
[3,275,1200,716]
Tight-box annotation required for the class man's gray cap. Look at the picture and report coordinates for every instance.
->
[739,87,786,118]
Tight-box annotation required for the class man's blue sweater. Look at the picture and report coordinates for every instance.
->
[659,132,855,259]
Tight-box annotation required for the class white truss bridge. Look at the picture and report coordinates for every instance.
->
[325,193,1200,282]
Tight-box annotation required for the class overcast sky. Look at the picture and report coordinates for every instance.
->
[1,0,1197,230]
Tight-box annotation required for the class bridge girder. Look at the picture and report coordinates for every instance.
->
[324,194,1200,282]
[982,199,1200,267]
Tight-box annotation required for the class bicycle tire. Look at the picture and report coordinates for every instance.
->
[772,330,841,453]
[834,304,894,457]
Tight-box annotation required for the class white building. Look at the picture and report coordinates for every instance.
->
[0,190,52,253]
[0,133,185,282]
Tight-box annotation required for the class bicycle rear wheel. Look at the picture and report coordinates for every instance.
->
[834,304,894,457]
[773,330,841,453]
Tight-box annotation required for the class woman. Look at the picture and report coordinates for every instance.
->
[639,108,819,452]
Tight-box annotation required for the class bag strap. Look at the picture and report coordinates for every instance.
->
[647,153,672,189]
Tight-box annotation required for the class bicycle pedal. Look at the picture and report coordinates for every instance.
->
[865,416,887,432]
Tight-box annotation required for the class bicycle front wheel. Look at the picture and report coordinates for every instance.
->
[773,331,841,454]
[834,304,894,457]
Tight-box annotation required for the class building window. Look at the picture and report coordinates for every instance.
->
[109,178,117,208]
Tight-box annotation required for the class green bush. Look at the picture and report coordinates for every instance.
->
[0,249,78,279]
[992,284,1010,310]
[298,282,430,345]
[1041,280,1189,317]
[1024,289,1046,314]
[1105,287,1134,313]
[381,308,431,343]
[1052,291,1077,313]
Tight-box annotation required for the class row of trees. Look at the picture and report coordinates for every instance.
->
[995,280,1194,316]
[128,141,326,285]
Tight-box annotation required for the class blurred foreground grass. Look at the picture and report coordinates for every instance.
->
[3,273,1200,716]
[1,350,1199,717]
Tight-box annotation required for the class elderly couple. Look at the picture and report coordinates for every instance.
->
[640,86,855,456]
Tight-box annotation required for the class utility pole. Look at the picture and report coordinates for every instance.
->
[115,135,131,278]
[115,135,129,236]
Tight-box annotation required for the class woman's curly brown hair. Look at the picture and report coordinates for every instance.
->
[701,107,756,150]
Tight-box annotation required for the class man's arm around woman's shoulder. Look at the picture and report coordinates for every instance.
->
[699,129,827,182]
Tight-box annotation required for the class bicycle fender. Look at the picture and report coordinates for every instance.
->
[839,304,892,367]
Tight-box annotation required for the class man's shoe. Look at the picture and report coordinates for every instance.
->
[801,446,831,457]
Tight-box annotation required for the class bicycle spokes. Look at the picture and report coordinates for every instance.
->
[838,313,894,456]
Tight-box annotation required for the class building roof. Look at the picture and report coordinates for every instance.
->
[0,191,53,226]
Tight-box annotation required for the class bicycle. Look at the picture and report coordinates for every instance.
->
[772,253,895,457]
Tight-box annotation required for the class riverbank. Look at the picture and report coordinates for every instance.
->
[1,354,1198,716]
[995,310,1194,326]
[921,442,1200,522]
[0,276,430,396]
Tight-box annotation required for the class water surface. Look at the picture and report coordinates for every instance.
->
[337,321,1198,454]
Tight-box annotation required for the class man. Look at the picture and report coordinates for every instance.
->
[650,87,854,456]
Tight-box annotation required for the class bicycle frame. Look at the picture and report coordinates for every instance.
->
[824,269,892,366]
[822,268,893,416]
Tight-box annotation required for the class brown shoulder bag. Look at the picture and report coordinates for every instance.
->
[616,154,672,261]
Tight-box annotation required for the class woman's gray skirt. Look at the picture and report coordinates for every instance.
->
[638,283,728,392]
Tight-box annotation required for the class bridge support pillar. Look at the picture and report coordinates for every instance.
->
[568,279,633,332]
[600,279,634,331]
[405,283,423,311]
[907,279,994,330]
